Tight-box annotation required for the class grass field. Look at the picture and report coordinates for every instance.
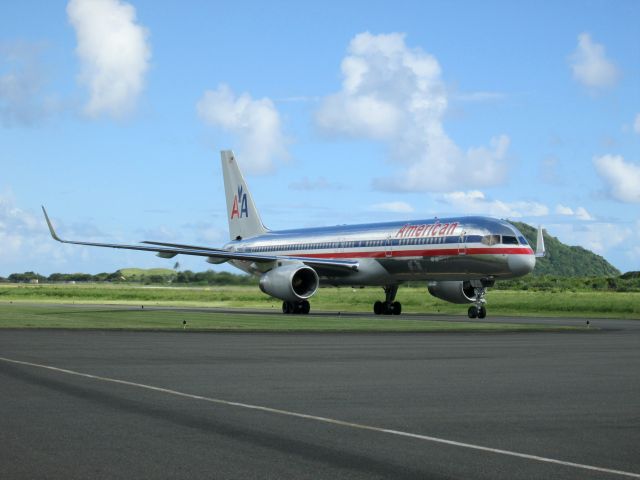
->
[0,283,638,319]
[0,303,586,332]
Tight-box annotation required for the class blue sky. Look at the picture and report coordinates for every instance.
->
[1,0,639,275]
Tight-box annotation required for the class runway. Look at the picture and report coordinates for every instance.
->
[1,321,639,479]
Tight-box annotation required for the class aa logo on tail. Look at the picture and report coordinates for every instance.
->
[230,186,249,219]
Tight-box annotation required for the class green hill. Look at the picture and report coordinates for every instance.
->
[511,222,620,277]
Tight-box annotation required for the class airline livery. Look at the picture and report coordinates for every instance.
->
[43,150,545,318]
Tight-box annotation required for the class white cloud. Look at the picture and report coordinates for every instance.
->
[369,201,414,213]
[569,33,619,89]
[634,113,640,135]
[555,204,574,216]
[315,32,509,192]
[442,191,549,218]
[550,222,630,255]
[0,192,70,274]
[0,194,218,275]
[197,84,288,174]
[67,0,151,118]
[555,204,593,220]
[593,154,640,203]
[574,207,594,221]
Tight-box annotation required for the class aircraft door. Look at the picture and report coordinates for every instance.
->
[458,231,467,255]
[385,235,393,258]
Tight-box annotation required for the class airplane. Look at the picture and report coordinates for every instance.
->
[42,150,545,319]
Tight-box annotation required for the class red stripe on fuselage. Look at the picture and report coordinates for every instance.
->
[291,247,534,259]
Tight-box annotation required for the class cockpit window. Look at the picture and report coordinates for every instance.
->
[502,235,518,245]
[481,234,500,246]
[518,236,528,245]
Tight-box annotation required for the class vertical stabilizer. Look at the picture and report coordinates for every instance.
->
[220,150,268,240]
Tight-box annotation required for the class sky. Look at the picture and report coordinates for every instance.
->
[1,0,639,276]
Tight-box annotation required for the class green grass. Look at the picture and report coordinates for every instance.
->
[0,284,637,319]
[0,304,584,332]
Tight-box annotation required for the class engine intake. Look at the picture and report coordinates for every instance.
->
[259,264,319,302]
[427,281,476,304]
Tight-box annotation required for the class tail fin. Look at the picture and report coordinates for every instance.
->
[220,150,268,240]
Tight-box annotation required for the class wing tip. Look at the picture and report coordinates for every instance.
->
[41,206,62,242]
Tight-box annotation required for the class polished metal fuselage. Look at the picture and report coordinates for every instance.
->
[224,216,535,286]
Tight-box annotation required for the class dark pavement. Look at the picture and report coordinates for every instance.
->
[1,322,639,479]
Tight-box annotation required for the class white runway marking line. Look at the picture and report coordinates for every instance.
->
[1,356,638,479]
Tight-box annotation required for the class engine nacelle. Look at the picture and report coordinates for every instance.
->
[427,281,476,304]
[259,264,319,302]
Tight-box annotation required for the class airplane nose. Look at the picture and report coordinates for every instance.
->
[508,254,536,276]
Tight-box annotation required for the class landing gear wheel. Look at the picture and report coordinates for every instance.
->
[301,300,310,314]
[374,301,383,315]
[283,300,310,315]
[468,279,491,320]
[374,286,403,316]
[392,301,401,315]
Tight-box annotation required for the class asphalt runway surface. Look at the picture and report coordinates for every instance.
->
[1,317,639,479]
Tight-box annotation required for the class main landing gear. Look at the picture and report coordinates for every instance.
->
[373,285,402,315]
[282,300,310,315]
[467,279,492,319]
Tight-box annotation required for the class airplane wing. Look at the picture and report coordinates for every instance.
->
[42,207,359,272]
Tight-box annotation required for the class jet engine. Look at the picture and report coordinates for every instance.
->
[427,281,476,304]
[259,264,319,302]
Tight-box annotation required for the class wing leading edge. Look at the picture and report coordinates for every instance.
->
[41,207,358,272]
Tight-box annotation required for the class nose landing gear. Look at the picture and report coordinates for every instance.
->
[468,305,487,319]
[373,285,401,315]
[467,279,492,319]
